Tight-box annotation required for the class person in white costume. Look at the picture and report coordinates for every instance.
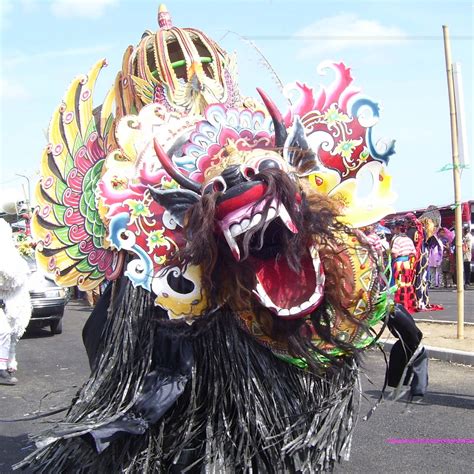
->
[0,219,32,385]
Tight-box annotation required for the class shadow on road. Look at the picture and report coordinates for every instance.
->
[0,434,35,473]
[74,307,94,313]
[364,389,474,409]
[67,301,93,313]
[22,328,54,339]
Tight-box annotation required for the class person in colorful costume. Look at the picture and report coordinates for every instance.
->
[403,213,426,311]
[389,219,417,312]
[19,5,404,472]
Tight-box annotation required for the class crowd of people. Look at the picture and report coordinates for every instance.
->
[363,209,472,315]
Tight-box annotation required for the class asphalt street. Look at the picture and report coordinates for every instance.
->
[420,287,474,323]
[1,300,473,473]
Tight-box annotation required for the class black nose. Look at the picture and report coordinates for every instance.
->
[221,165,245,188]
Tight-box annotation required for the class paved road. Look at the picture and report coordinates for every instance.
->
[415,287,474,323]
[336,354,474,474]
[1,300,473,473]
[0,301,90,473]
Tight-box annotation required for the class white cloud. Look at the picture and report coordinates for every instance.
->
[0,78,30,100]
[50,0,118,19]
[1,0,41,29]
[295,14,408,58]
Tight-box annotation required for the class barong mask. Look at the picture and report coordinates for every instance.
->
[18,7,422,474]
[31,7,396,361]
[149,97,327,320]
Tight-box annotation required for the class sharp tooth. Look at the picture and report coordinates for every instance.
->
[259,291,273,308]
[265,294,275,308]
[300,300,312,311]
[309,292,319,304]
[254,283,265,299]
[277,308,290,316]
[309,290,323,307]
[312,259,320,275]
[289,306,301,316]
[317,272,325,286]
[241,218,250,230]
[253,287,275,310]
[230,224,242,237]
[267,207,277,220]
[251,213,262,227]
[311,255,325,286]
[223,228,240,261]
[278,203,298,233]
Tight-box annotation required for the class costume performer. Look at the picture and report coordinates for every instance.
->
[390,220,417,313]
[404,213,429,311]
[417,207,443,311]
[462,226,473,287]
[19,5,401,472]
[427,233,443,287]
[0,220,32,385]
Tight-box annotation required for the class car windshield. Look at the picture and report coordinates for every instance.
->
[23,256,60,288]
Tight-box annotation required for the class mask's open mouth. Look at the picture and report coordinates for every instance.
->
[251,243,324,319]
[216,189,325,319]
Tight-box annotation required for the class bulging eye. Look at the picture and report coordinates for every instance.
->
[203,176,227,194]
[258,158,283,172]
[241,165,256,180]
[213,177,227,192]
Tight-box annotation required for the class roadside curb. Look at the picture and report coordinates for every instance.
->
[383,341,474,366]
[414,319,474,326]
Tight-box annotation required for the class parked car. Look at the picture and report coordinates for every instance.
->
[24,257,68,334]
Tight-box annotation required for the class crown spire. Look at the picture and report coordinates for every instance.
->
[158,4,173,29]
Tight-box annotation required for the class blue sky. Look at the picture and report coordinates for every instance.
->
[1,0,472,211]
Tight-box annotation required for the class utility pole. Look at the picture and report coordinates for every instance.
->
[442,25,464,339]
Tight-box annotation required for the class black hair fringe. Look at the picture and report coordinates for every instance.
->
[17,282,359,473]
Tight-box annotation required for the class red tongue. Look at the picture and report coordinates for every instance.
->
[251,250,316,309]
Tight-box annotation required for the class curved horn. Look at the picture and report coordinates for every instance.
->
[153,138,202,193]
[256,87,288,148]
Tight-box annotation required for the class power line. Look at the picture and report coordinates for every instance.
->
[239,35,473,40]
